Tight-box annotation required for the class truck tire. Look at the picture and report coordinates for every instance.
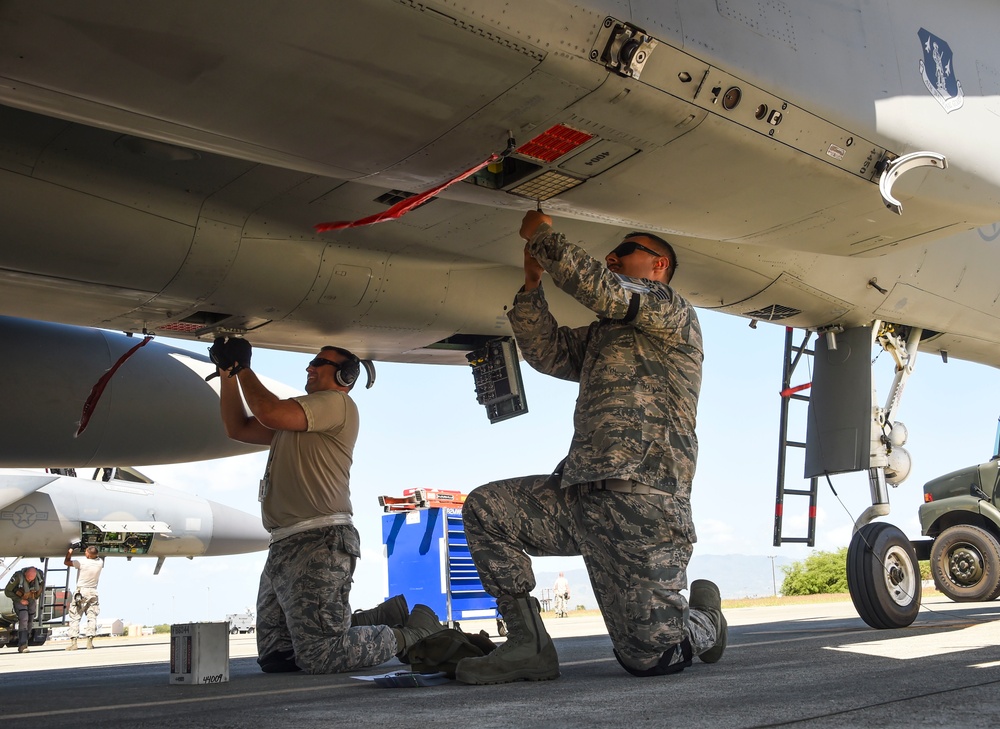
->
[230,627,239,635]
[930,524,1000,602]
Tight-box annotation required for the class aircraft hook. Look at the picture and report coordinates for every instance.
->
[878,151,948,215]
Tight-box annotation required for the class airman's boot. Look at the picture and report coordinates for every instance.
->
[390,604,446,658]
[690,579,727,663]
[351,594,409,628]
[17,630,29,653]
[66,638,78,651]
[455,595,559,684]
[86,636,95,649]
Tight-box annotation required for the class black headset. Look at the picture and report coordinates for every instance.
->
[325,347,376,389]
[335,353,361,388]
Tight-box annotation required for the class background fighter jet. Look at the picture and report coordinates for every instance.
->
[0,467,269,561]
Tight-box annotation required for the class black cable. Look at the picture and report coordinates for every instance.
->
[824,471,995,625]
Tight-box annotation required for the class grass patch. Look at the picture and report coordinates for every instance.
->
[721,592,853,609]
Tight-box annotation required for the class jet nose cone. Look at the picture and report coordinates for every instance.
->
[205,500,269,556]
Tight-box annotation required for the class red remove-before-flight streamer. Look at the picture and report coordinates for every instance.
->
[314,152,502,232]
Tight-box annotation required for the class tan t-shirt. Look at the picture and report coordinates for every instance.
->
[71,557,104,590]
[261,389,360,531]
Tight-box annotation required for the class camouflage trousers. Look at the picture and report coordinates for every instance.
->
[67,588,100,638]
[256,524,397,674]
[463,474,717,672]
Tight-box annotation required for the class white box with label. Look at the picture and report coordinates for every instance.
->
[169,622,230,685]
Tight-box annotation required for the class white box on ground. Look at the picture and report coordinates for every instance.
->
[169,622,230,685]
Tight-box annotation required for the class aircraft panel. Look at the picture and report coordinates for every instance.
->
[0,492,73,555]
[0,172,191,297]
[713,272,852,330]
[0,474,58,512]
[0,2,547,176]
[876,283,1000,340]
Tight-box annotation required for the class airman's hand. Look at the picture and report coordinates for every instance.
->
[519,210,552,241]
[523,244,544,291]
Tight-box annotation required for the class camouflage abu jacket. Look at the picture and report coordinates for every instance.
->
[508,224,703,496]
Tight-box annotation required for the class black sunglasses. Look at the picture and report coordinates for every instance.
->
[610,240,664,258]
[308,357,340,369]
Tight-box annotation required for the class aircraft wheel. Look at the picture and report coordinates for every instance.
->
[929,524,1000,602]
[847,522,921,629]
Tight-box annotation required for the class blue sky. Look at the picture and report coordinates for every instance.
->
[74,309,1000,626]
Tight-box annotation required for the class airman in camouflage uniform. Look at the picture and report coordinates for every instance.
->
[457,212,725,684]
[216,342,440,674]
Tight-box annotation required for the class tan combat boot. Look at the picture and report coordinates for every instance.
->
[66,638,78,651]
[455,595,559,684]
[390,604,446,658]
[690,579,727,663]
[86,636,95,649]
[351,594,409,628]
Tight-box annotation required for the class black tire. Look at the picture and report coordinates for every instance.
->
[229,628,238,635]
[847,522,921,629]
[929,524,1000,602]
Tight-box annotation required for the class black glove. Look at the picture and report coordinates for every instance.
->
[69,539,82,550]
[209,336,237,372]
[227,338,252,374]
[207,336,252,379]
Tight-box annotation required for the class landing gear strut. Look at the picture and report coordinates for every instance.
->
[800,322,925,628]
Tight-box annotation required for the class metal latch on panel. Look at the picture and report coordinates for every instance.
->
[878,151,948,215]
[591,18,657,79]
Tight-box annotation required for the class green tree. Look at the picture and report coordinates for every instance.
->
[781,547,849,595]
[918,560,931,581]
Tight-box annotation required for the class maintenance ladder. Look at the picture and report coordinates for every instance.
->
[40,556,71,625]
[772,327,818,547]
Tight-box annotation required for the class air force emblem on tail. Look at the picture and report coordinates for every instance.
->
[918,28,964,113]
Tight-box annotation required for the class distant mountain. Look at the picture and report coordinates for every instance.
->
[534,554,795,610]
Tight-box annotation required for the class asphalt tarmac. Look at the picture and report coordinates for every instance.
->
[2,597,999,728]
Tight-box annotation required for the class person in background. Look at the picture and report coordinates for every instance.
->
[4,564,44,654]
[553,572,570,618]
[64,542,104,650]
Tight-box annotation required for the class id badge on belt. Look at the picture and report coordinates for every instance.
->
[258,474,270,502]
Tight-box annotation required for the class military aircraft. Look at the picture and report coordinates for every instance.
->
[1,1,999,628]
[0,466,269,563]
[0,465,269,648]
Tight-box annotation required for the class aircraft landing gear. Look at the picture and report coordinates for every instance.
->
[847,522,921,629]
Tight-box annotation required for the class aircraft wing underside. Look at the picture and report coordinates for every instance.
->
[1,1,999,368]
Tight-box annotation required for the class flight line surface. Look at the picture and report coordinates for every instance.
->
[2,597,998,729]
